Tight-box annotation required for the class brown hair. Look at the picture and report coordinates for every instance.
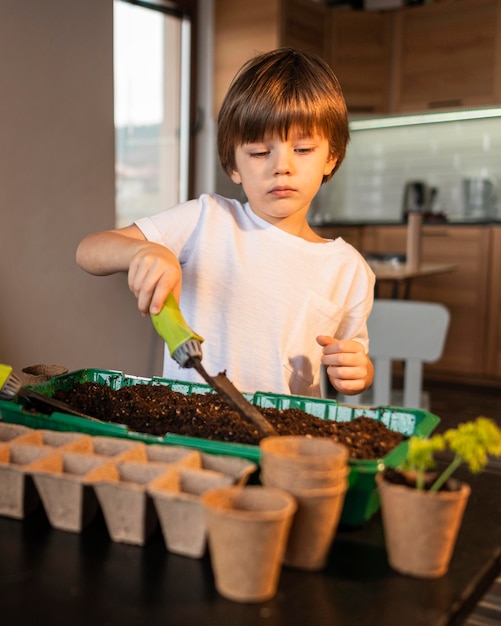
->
[217,47,349,183]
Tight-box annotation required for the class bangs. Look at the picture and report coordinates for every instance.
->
[235,94,332,146]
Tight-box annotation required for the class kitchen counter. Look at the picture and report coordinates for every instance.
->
[309,217,501,227]
[0,464,499,626]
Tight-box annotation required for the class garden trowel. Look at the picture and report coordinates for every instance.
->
[151,293,277,437]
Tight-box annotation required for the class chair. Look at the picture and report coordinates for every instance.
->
[337,300,450,409]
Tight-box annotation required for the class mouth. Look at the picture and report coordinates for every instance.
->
[269,186,296,198]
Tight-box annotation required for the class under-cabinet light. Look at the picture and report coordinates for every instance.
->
[349,107,501,131]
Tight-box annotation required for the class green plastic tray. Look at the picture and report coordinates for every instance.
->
[0,368,440,526]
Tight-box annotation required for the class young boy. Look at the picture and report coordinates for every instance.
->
[76,47,375,398]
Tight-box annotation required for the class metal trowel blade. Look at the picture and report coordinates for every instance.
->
[190,358,277,437]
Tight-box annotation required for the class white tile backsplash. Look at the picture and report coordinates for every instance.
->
[311,117,501,223]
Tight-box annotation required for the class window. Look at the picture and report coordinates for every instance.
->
[114,0,191,227]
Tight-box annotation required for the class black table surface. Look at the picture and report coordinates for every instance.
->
[0,466,499,626]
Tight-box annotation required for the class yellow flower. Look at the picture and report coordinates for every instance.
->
[444,417,501,474]
[399,417,501,491]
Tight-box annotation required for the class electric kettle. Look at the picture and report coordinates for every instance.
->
[462,178,496,218]
[402,181,430,218]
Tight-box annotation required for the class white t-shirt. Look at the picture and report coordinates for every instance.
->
[135,193,375,397]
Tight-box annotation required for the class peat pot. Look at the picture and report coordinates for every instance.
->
[376,474,471,578]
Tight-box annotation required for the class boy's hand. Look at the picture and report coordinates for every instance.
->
[128,244,182,316]
[316,335,374,395]
[76,226,182,317]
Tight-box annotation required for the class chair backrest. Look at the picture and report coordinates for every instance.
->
[367,299,450,408]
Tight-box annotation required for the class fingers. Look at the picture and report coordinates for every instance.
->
[329,377,366,395]
[317,336,370,394]
[326,360,369,395]
[316,335,335,347]
[149,275,181,315]
[316,336,365,357]
[128,246,181,315]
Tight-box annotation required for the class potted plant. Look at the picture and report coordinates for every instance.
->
[376,417,501,578]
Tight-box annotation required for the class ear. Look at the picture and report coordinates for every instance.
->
[324,155,338,177]
[230,170,242,185]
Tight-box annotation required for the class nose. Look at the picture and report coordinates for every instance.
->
[272,146,293,176]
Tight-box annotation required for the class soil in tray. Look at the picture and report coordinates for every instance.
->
[53,382,404,460]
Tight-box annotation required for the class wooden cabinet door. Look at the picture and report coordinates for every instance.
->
[361,225,406,255]
[329,10,393,115]
[410,227,490,380]
[280,0,330,61]
[360,225,491,380]
[213,0,330,117]
[392,0,501,112]
[486,227,501,378]
[214,0,279,115]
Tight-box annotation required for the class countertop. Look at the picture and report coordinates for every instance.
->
[310,217,501,227]
[0,464,499,626]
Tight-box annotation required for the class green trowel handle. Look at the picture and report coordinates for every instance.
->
[0,364,14,391]
[151,293,204,363]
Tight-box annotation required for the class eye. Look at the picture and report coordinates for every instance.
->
[250,150,269,158]
[295,146,315,154]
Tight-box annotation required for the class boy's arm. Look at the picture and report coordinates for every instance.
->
[76,225,181,315]
[76,225,148,275]
[316,336,374,395]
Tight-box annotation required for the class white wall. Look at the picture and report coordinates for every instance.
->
[313,115,501,223]
[0,0,164,377]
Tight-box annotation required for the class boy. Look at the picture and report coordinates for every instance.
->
[76,47,375,398]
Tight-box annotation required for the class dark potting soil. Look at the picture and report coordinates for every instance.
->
[382,467,461,492]
[53,382,404,460]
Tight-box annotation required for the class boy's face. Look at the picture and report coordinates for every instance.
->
[230,128,337,233]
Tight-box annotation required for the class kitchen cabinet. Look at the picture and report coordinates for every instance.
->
[279,0,330,60]
[313,224,496,384]
[486,226,501,378]
[214,0,328,115]
[214,0,279,115]
[215,0,501,117]
[214,0,372,115]
[391,0,501,112]
[329,11,393,115]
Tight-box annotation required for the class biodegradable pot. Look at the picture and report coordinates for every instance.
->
[93,461,172,545]
[143,444,202,468]
[148,466,234,558]
[21,364,68,386]
[261,464,349,491]
[260,436,349,471]
[376,474,471,578]
[200,452,257,486]
[202,485,297,603]
[31,452,119,532]
[283,479,348,571]
[0,443,56,519]
[37,430,93,453]
[5,427,92,452]
[90,437,146,461]
[0,423,37,444]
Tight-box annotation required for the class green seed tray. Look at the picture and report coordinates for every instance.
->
[0,368,440,526]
